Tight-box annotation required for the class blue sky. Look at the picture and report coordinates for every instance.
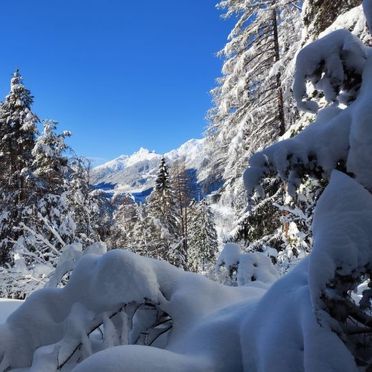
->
[0,0,233,165]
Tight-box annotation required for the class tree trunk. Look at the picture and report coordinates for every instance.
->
[272,8,286,136]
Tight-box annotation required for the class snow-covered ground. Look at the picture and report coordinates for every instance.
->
[0,299,22,324]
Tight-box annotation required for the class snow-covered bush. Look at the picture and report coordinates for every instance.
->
[214,243,279,286]
[0,242,107,299]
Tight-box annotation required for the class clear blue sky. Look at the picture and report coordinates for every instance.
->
[0,0,233,165]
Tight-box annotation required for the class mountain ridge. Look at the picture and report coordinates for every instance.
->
[91,138,207,200]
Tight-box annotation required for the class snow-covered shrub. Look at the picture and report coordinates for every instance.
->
[0,242,107,299]
[215,243,279,287]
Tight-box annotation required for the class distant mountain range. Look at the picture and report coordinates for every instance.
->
[91,138,219,202]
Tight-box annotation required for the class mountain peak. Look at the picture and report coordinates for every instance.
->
[135,147,152,154]
[125,147,160,167]
[92,138,206,195]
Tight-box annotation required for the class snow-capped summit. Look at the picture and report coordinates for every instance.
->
[91,138,206,198]
[125,147,159,167]
[165,138,205,169]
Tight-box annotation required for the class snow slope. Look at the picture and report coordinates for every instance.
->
[92,139,206,197]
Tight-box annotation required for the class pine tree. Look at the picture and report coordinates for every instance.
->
[231,1,367,273]
[0,70,38,187]
[130,203,155,257]
[19,120,72,255]
[0,70,39,264]
[188,200,218,272]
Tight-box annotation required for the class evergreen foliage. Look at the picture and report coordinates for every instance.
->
[0,72,102,296]
[187,200,218,272]
[147,158,183,267]
[0,70,38,264]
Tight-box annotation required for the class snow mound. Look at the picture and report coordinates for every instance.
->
[216,243,279,286]
[310,171,372,318]
[0,239,363,371]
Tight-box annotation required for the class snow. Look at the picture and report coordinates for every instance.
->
[0,299,22,324]
[165,138,205,170]
[293,29,366,113]
[1,241,363,371]
[241,259,358,372]
[1,3,372,371]
[244,103,350,196]
[92,139,206,196]
[347,55,372,189]
[216,242,241,268]
[310,170,372,316]
[236,252,279,286]
[216,243,279,287]
[244,30,372,195]
[319,5,367,40]
[73,345,211,372]
[0,249,266,370]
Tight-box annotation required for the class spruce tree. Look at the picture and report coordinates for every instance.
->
[64,157,100,244]
[147,158,183,267]
[131,203,154,257]
[0,70,38,264]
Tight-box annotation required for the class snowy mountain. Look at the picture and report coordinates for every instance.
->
[92,138,207,200]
